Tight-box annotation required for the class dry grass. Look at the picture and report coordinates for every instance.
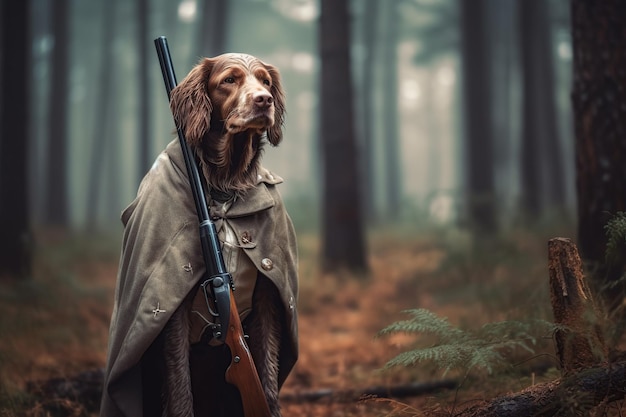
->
[0,225,569,416]
[0,232,118,415]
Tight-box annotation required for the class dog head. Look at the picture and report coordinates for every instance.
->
[169,53,286,192]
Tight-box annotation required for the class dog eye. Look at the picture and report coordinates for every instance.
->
[224,76,235,84]
[263,79,271,86]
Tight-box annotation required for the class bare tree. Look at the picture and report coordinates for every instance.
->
[518,0,565,218]
[196,0,229,58]
[0,0,32,277]
[137,0,151,178]
[319,0,368,273]
[45,0,70,226]
[460,0,496,233]
[381,1,402,219]
[86,0,116,226]
[356,0,379,222]
[571,0,626,306]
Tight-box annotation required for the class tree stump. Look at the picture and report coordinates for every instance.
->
[548,237,607,375]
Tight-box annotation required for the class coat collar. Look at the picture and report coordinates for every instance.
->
[226,180,275,217]
[164,139,283,218]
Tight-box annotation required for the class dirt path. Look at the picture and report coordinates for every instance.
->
[279,242,451,416]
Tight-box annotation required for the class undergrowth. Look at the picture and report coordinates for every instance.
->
[602,211,626,347]
[0,231,118,416]
[373,217,626,417]
[0,224,587,417]
[377,308,555,377]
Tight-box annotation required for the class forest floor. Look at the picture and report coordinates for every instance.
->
[0,224,581,416]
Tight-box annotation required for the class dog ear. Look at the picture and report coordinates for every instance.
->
[265,64,285,146]
[169,58,215,148]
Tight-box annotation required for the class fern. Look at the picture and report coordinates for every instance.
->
[605,211,626,266]
[603,211,626,346]
[378,309,554,375]
[378,309,466,343]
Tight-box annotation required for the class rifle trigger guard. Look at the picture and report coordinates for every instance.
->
[200,273,232,343]
[200,279,219,318]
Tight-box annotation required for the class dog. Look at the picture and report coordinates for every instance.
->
[100,54,298,417]
[170,53,286,194]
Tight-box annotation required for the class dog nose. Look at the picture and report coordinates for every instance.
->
[253,91,273,107]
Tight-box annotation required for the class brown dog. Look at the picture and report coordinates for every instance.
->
[170,53,285,193]
[100,54,298,417]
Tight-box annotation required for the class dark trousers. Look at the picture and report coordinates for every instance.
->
[189,343,245,417]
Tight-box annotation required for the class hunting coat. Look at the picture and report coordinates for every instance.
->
[100,139,299,417]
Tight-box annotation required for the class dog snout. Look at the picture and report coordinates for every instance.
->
[253,91,273,108]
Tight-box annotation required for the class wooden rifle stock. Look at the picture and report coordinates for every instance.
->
[154,36,271,417]
[225,293,272,417]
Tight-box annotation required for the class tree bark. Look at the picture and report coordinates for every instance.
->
[0,0,32,278]
[319,0,368,273]
[86,0,116,226]
[197,0,229,58]
[460,0,497,234]
[548,238,607,375]
[518,0,565,217]
[380,1,402,219]
[45,0,70,226]
[137,0,151,179]
[455,362,626,417]
[571,0,626,306]
[357,0,378,222]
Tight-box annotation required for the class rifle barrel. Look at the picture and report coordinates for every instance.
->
[154,36,230,339]
[154,36,271,416]
[154,36,211,226]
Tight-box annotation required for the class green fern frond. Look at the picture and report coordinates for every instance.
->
[377,309,467,343]
[383,344,470,375]
[465,345,504,374]
[478,319,553,345]
[379,310,555,375]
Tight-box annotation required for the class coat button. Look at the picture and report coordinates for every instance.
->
[241,231,251,244]
[261,258,273,271]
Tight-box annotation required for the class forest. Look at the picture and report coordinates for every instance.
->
[1,0,626,416]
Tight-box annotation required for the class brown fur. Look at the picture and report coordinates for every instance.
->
[245,276,284,417]
[162,297,194,416]
[169,53,286,193]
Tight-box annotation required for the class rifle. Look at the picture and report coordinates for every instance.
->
[154,36,272,417]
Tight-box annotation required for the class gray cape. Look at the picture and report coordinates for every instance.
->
[100,140,299,417]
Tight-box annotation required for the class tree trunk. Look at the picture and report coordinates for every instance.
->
[460,0,497,234]
[197,0,229,58]
[0,0,32,278]
[86,0,116,226]
[381,1,402,219]
[45,0,70,226]
[319,0,368,273]
[548,238,606,374]
[519,0,565,218]
[571,0,626,308]
[357,0,378,222]
[137,0,151,179]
